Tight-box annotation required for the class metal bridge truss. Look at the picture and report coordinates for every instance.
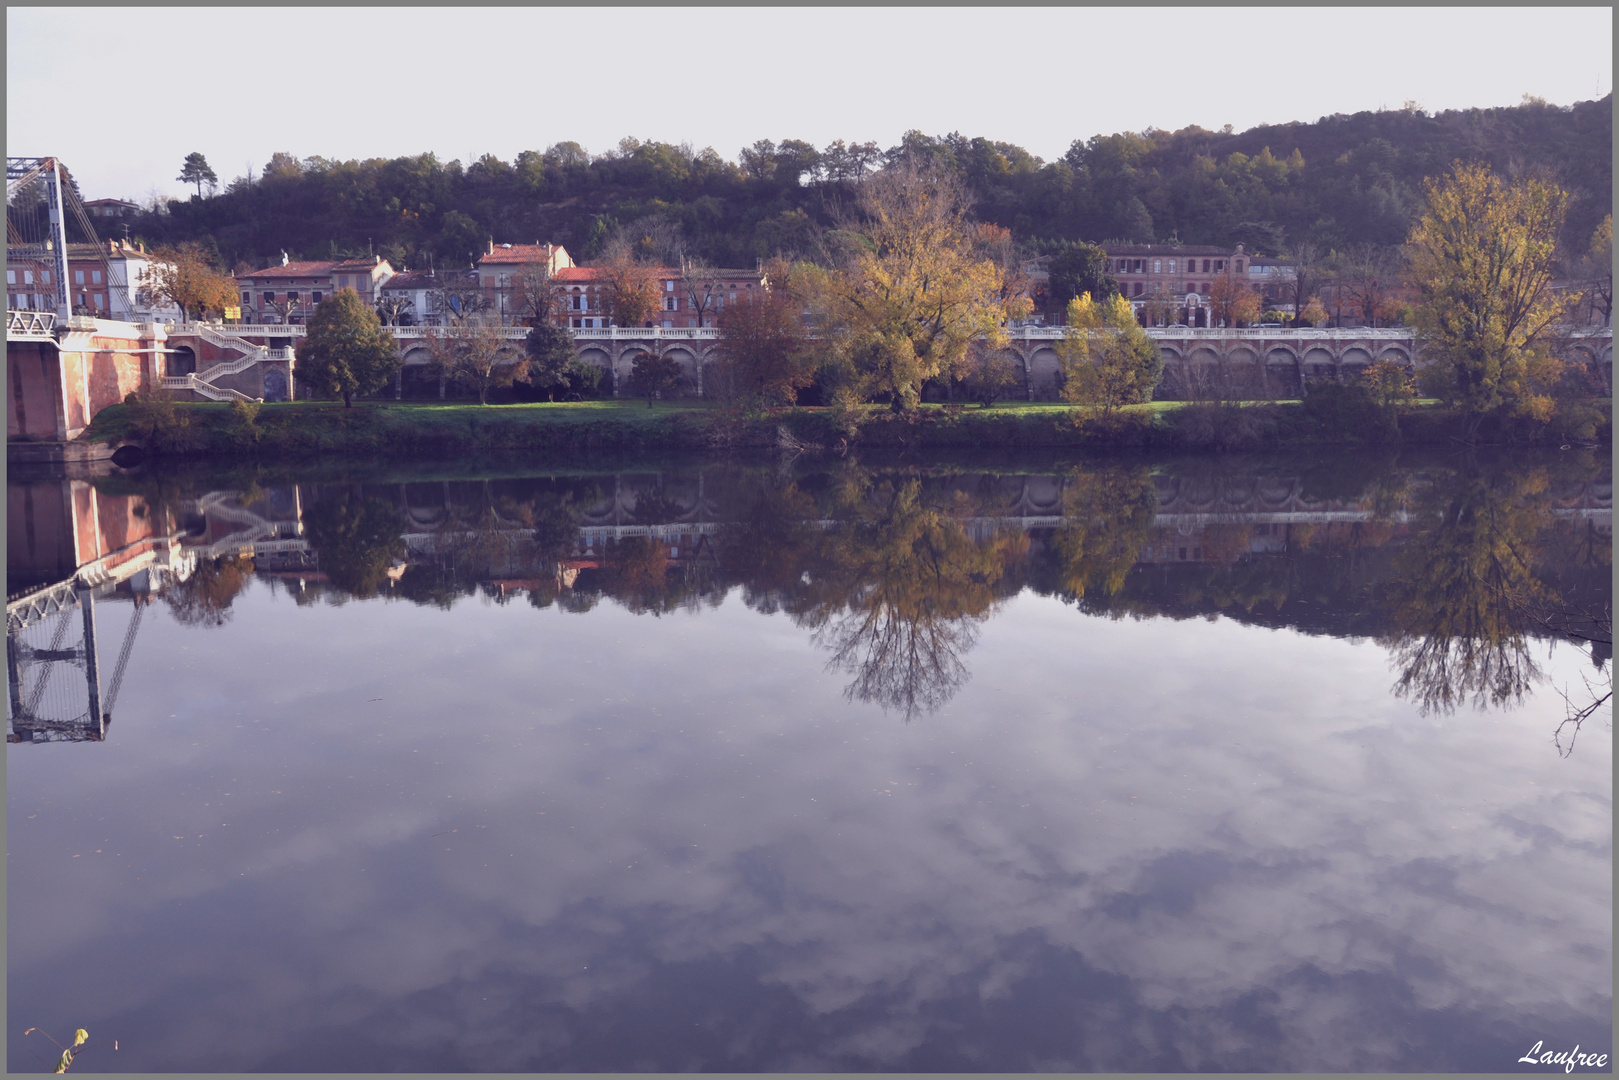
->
[8,155,131,321]
[6,580,145,744]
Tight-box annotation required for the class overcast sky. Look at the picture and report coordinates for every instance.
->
[7,6,1612,202]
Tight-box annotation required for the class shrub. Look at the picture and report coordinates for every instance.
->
[122,389,197,453]
[1166,402,1275,450]
[1302,379,1398,442]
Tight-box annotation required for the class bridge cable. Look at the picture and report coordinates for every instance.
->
[102,602,143,719]
[22,605,76,718]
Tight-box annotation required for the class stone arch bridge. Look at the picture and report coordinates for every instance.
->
[165,323,1614,402]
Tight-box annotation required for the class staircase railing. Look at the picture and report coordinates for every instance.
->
[159,374,262,403]
[195,352,270,382]
[192,322,264,358]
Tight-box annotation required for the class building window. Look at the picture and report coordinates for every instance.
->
[312,291,322,304]
[1133,282,1143,296]
[1215,260,1225,272]
[91,270,102,285]
[5,270,13,285]
[338,275,348,287]
[1168,260,1176,273]
[1234,260,1243,273]
[24,270,35,285]
[287,292,299,305]
[241,293,250,307]
[264,292,275,303]
[1153,260,1161,273]
[93,293,104,310]
[665,280,674,292]
[1202,260,1211,273]
[74,270,85,285]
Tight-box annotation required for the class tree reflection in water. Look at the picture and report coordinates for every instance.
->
[1048,465,1158,604]
[302,489,408,600]
[395,484,583,609]
[780,471,1025,720]
[1380,458,1601,718]
[164,554,255,627]
[131,453,1605,738]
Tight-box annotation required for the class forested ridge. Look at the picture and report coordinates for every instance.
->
[125,96,1611,272]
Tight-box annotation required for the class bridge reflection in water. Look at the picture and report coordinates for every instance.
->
[7,455,1611,733]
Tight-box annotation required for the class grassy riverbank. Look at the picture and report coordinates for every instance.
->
[81,394,1611,462]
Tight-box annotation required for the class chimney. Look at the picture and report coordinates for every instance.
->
[487,240,495,255]
[280,250,289,266]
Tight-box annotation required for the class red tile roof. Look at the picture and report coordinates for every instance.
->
[478,243,563,266]
[380,271,439,291]
[552,266,616,283]
[238,261,343,281]
[552,266,765,284]
[1105,244,1240,257]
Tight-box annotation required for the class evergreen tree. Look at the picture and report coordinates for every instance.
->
[177,152,217,198]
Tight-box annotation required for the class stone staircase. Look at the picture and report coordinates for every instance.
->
[163,324,285,402]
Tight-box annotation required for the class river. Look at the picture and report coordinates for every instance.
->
[6,448,1611,1071]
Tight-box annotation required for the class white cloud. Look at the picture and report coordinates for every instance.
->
[7,588,1609,1070]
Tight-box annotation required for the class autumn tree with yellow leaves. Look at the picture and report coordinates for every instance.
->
[817,166,1016,412]
[1056,292,1163,412]
[138,242,238,322]
[1406,161,1574,437]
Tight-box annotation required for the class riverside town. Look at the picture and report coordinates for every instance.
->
[6,63,1613,1075]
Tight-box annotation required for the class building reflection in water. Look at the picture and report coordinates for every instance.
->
[7,453,1611,739]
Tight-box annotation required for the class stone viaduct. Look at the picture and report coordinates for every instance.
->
[7,312,1613,432]
[162,322,1614,403]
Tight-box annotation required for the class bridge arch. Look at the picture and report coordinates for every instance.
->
[612,346,647,395]
[662,346,699,397]
[1339,346,1374,383]
[1265,346,1301,398]
[1302,347,1335,382]
[262,367,289,402]
[1027,347,1061,400]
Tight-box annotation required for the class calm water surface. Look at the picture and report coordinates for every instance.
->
[6,450,1611,1072]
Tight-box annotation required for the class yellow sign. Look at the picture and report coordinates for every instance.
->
[223,306,241,321]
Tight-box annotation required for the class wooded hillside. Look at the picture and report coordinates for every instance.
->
[125,96,1611,273]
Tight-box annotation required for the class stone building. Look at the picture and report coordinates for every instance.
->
[1103,243,1253,325]
[553,263,769,329]
[5,257,57,313]
[475,243,574,324]
[235,254,395,324]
